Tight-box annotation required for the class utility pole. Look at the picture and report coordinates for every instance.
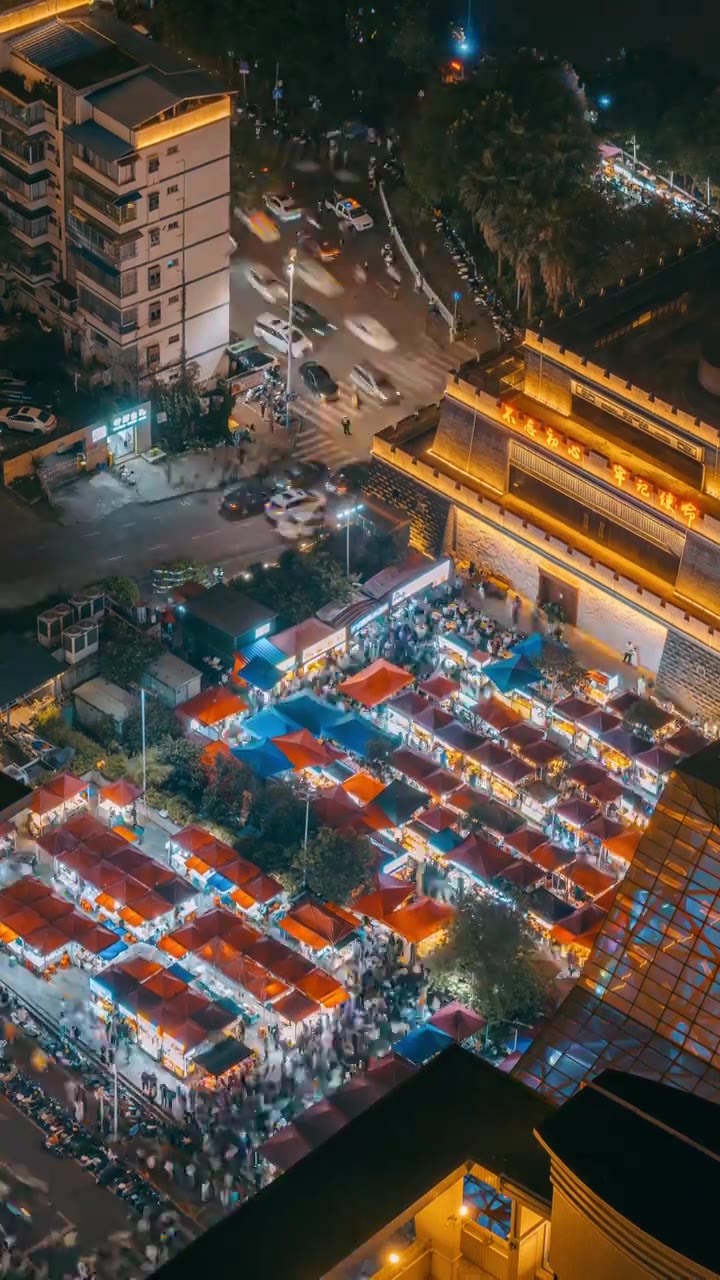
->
[112,1059,118,1141]
[140,686,147,815]
[179,158,187,375]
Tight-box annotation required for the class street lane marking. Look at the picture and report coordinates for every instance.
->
[119,521,135,528]
[148,543,167,550]
[191,530,221,539]
[82,530,101,538]
[104,555,123,562]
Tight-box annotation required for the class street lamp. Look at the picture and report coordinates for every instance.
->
[337,503,364,576]
[286,247,297,431]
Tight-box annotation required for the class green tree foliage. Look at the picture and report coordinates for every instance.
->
[151,364,230,452]
[159,736,208,804]
[242,550,351,625]
[435,894,551,1026]
[102,576,141,612]
[203,755,256,828]
[122,700,182,756]
[98,620,161,690]
[284,826,375,903]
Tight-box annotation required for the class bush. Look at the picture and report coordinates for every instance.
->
[144,787,198,825]
[32,708,105,775]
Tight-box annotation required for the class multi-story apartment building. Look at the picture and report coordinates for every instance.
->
[0,0,231,392]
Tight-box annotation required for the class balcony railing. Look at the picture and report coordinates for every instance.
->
[71,178,137,226]
[67,212,139,266]
[0,95,46,131]
[77,284,138,335]
[0,128,47,166]
[70,147,136,190]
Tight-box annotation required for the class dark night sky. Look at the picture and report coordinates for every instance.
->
[479,0,720,76]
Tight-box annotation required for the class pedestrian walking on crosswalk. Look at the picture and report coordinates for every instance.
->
[341,416,352,436]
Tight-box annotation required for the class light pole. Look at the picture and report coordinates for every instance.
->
[140,686,147,815]
[112,1058,118,1141]
[286,247,296,431]
[337,503,364,576]
[451,289,462,342]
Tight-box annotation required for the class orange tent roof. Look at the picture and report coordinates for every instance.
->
[603,828,643,862]
[274,990,321,1024]
[172,825,216,855]
[278,897,356,951]
[100,779,142,807]
[272,729,334,770]
[341,771,386,804]
[564,861,617,898]
[200,740,234,771]
[295,968,347,1005]
[338,659,413,708]
[355,884,413,920]
[177,686,247,727]
[551,903,607,948]
[386,897,455,943]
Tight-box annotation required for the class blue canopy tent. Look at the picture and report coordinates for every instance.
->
[513,633,544,660]
[231,737,294,778]
[243,707,297,740]
[238,655,284,692]
[97,938,128,963]
[484,654,539,695]
[375,777,428,826]
[331,713,399,759]
[281,692,345,737]
[393,1025,453,1066]
[207,871,234,893]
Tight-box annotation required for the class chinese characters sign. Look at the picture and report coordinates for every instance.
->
[500,401,701,529]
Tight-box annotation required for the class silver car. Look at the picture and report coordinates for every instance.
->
[349,362,400,403]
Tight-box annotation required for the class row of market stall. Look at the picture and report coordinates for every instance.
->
[0,876,125,974]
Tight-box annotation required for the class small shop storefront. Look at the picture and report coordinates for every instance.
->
[97,403,152,464]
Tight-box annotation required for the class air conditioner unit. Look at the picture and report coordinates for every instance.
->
[70,586,106,621]
[37,602,74,648]
[63,621,99,665]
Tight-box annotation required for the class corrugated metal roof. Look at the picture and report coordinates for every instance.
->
[11,19,103,69]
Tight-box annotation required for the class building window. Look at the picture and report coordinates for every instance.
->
[148,157,159,173]
[149,228,160,248]
[146,343,160,368]
[166,258,178,269]
[148,192,159,212]
[168,334,180,345]
[167,183,179,195]
[168,294,179,304]
[167,145,178,155]
[149,301,161,326]
[148,266,161,291]
[168,219,179,230]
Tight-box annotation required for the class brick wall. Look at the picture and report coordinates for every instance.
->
[366,458,451,556]
[675,530,720,616]
[524,347,573,415]
[657,630,720,720]
[431,397,510,492]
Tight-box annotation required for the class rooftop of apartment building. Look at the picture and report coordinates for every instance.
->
[153,1045,720,1280]
[0,2,224,118]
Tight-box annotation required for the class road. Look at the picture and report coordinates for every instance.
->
[1,489,289,608]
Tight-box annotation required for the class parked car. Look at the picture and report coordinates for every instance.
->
[244,262,288,303]
[0,405,56,435]
[300,361,338,401]
[264,487,326,522]
[219,484,269,519]
[349,362,400,403]
[253,313,312,359]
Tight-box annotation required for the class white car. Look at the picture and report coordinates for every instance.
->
[275,508,326,544]
[264,192,303,222]
[0,405,56,435]
[244,262,288,303]
[254,313,312,359]
[289,255,343,298]
[344,314,397,352]
[326,195,374,232]
[234,207,280,243]
[264,487,326,522]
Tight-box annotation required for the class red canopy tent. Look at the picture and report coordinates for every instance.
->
[419,674,460,702]
[503,722,545,751]
[473,697,522,733]
[415,805,456,832]
[294,1098,347,1144]
[100,779,142,807]
[564,761,606,788]
[338,659,413,708]
[260,1125,313,1172]
[504,827,549,858]
[63,813,106,841]
[274,990,321,1026]
[603,828,643,863]
[555,798,598,828]
[385,897,454,943]
[527,841,575,874]
[354,884,413,921]
[429,1001,485,1042]
[272,729,334,770]
[341,771,386,805]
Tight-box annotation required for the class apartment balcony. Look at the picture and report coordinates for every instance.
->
[70,245,138,304]
[0,79,52,134]
[67,209,141,269]
[0,126,50,170]
[71,176,139,230]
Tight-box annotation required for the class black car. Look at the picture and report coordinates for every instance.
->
[300,361,339,402]
[219,483,268,519]
[293,301,336,338]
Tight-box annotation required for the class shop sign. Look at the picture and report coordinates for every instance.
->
[108,404,149,436]
[91,425,107,444]
[303,626,346,665]
[500,400,702,528]
[391,558,451,606]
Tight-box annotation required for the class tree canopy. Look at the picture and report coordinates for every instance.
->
[241,549,351,625]
[98,620,161,690]
[435,893,551,1027]
[284,826,376,902]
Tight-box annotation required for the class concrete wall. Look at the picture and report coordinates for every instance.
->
[432,397,510,493]
[675,529,720,616]
[366,458,451,556]
[657,630,720,721]
[448,506,669,672]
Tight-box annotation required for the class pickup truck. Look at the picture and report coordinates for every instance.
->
[225,339,278,395]
[324,192,374,232]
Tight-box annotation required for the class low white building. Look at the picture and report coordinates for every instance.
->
[73,676,136,738]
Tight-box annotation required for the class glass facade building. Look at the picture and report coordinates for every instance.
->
[515,742,720,1103]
